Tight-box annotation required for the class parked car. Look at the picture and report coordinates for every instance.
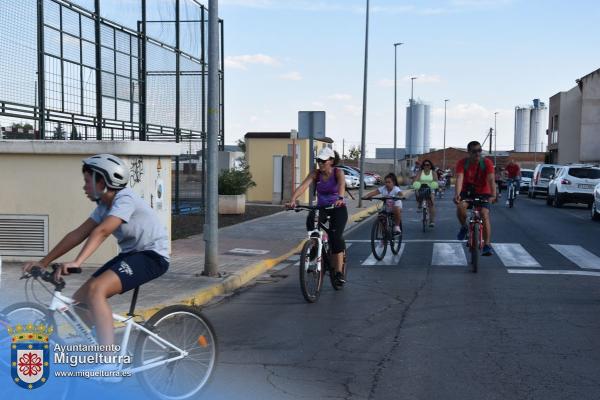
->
[546,165,600,208]
[528,163,562,198]
[592,182,600,221]
[344,174,360,189]
[337,165,376,187]
[519,169,534,193]
[342,165,382,184]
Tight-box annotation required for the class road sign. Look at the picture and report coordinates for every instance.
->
[298,111,325,139]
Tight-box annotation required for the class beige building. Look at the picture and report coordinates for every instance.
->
[0,140,180,264]
[548,68,600,164]
[245,132,329,204]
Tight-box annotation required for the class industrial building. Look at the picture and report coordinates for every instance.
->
[514,99,548,152]
[405,100,431,156]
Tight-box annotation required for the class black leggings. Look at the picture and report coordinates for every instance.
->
[318,206,348,254]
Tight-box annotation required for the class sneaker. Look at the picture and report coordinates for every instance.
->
[335,272,346,285]
[394,225,402,234]
[457,225,468,241]
[429,222,435,228]
[505,200,510,206]
[516,190,520,195]
[482,244,494,256]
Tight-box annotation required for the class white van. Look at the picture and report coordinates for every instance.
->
[528,163,562,198]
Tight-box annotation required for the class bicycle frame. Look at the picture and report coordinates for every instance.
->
[45,289,189,375]
[304,213,332,274]
[468,203,485,250]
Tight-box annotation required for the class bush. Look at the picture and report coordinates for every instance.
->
[218,167,256,195]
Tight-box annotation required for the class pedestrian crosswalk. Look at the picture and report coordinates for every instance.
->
[346,240,600,273]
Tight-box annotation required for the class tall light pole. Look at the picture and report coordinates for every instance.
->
[393,42,403,176]
[494,112,498,167]
[407,76,417,168]
[358,0,370,208]
[442,99,449,170]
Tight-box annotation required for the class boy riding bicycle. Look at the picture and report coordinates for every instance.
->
[23,154,170,347]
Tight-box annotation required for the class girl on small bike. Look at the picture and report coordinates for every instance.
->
[23,154,170,346]
[412,159,438,227]
[363,173,403,233]
[287,148,347,285]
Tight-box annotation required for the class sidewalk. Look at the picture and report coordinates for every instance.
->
[0,197,378,319]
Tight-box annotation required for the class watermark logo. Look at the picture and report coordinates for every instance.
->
[7,323,52,390]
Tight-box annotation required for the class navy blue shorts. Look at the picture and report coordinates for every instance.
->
[459,193,491,209]
[92,250,169,293]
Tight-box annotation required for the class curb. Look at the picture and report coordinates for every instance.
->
[132,204,378,320]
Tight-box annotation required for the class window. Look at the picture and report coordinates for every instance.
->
[540,167,556,179]
[551,115,559,144]
[567,168,600,179]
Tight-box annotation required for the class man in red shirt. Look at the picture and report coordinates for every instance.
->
[505,159,521,202]
[454,141,497,256]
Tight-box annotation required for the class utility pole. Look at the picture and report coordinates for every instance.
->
[393,42,403,176]
[494,112,498,167]
[358,0,370,208]
[204,0,219,277]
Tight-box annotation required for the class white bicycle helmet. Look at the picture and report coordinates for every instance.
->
[82,154,129,189]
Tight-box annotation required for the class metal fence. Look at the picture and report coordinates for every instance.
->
[0,0,224,214]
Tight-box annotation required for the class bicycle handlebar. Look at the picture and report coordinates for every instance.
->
[362,196,403,202]
[25,263,82,290]
[287,204,338,212]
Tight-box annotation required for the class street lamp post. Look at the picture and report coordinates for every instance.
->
[494,112,498,167]
[393,42,403,176]
[358,0,370,208]
[442,99,449,170]
[408,76,417,169]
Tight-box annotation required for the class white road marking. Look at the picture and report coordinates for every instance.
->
[432,243,467,266]
[507,269,600,277]
[362,244,405,266]
[228,248,270,255]
[346,239,464,243]
[493,243,541,267]
[550,244,600,270]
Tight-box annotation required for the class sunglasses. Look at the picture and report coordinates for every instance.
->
[317,159,329,164]
[423,164,432,167]
[470,148,483,154]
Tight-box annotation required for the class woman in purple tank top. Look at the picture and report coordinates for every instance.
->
[287,147,348,284]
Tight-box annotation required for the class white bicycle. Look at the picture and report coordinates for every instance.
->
[1,264,217,400]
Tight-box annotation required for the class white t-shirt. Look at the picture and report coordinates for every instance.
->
[378,185,403,209]
[90,188,170,260]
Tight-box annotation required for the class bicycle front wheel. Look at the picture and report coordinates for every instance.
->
[299,239,323,302]
[134,305,218,400]
[370,218,387,260]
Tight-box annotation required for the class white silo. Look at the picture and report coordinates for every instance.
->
[423,104,431,153]
[514,107,531,152]
[529,99,548,152]
[405,100,430,155]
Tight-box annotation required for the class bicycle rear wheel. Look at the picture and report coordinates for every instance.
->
[422,203,428,232]
[299,239,323,302]
[470,223,480,273]
[134,305,218,400]
[390,220,402,255]
[370,218,387,260]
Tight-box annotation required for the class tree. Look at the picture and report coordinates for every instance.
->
[236,138,246,153]
[346,145,361,161]
[236,138,248,169]
[3,123,35,139]
[69,125,81,140]
[53,123,66,140]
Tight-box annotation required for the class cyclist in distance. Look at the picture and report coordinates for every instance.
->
[23,154,170,346]
[287,147,347,285]
[454,141,497,256]
[505,158,521,204]
[412,159,438,227]
[363,173,403,234]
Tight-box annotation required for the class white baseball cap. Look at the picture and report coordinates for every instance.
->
[316,147,335,161]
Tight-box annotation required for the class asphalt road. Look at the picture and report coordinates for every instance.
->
[197,189,600,400]
[5,190,599,400]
